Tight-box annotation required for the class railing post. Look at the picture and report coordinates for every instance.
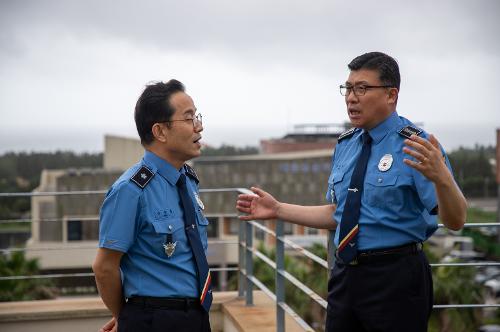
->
[245,220,254,305]
[238,216,245,298]
[276,219,285,332]
[327,229,336,270]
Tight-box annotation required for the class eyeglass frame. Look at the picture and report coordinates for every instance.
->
[157,113,203,128]
[339,84,395,97]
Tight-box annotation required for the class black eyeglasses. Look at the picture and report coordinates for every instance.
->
[339,85,393,97]
[158,113,203,128]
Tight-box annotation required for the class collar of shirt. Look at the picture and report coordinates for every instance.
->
[143,151,184,185]
[366,111,402,145]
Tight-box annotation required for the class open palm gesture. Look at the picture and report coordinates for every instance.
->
[236,187,279,221]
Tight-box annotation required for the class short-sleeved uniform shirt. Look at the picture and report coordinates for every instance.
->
[99,151,209,298]
[326,111,453,251]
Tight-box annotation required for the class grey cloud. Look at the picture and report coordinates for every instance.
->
[2,0,499,63]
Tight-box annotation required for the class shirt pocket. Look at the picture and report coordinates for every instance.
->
[331,169,347,205]
[364,173,400,208]
[196,209,209,249]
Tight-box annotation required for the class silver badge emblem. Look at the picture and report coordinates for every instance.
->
[163,242,177,258]
[194,193,205,210]
[378,154,393,172]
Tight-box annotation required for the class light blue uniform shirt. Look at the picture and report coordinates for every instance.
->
[99,151,209,298]
[326,112,453,250]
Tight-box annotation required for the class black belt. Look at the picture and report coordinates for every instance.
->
[336,242,423,266]
[127,296,201,310]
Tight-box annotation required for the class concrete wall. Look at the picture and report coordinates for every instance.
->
[103,135,143,170]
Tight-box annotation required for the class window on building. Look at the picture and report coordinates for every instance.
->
[228,218,239,235]
[306,227,319,235]
[67,220,82,241]
[206,217,218,238]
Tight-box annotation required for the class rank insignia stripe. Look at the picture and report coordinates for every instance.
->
[184,164,199,183]
[338,127,358,141]
[398,125,423,139]
[130,166,155,189]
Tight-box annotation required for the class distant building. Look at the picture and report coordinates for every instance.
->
[28,130,338,289]
[260,123,349,153]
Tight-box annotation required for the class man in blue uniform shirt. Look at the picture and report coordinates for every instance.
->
[236,52,467,331]
[93,79,212,332]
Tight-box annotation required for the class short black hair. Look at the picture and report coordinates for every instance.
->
[134,79,185,146]
[348,52,400,90]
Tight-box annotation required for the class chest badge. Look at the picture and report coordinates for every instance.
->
[163,233,177,258]
[378,154,393,172]
[194,193,205,210]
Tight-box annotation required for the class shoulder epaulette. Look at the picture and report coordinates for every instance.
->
[338,127,357,142]
[398,125,423,139]
[130,166,155,189]
[184,164,199,184]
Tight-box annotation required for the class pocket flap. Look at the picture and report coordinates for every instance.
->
[152,219,184,234]
[197,210,209,226]
[365,174,398,187]
[332,170,345,184]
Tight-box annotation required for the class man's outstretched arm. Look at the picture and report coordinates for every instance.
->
[237,187,337,230]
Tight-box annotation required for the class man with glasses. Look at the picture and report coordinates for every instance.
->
[237,52,466,331]
[93,80,212,332]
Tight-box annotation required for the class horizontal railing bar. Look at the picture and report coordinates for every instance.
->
[253,250,277,269]
[431,262,500,267]
[0,215,242,224]
[277,235,328,269]
[0,267,239,281]
[0,217,99,224]
[438,222,500,228]
[1,239,238,253]
[433,304,500,309]
[3,219,499,228]
[278,301,315,332]
[210,267,239,272]
[207,240,238,245]
[240,272,275,301]
[0,272,95,281]
[1,246,98,253]
[0,188,252,198]
[279,270,328,309]
[0,191,107,197]
[199,188,248,193]
[249,220,276,237]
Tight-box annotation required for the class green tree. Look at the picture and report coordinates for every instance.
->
[430,262,483,332]
[0,252,58,301]
[447,145,496,198]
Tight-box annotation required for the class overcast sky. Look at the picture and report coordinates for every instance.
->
[0,0,499,154]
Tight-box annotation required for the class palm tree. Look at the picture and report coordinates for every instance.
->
[0,251,57,301]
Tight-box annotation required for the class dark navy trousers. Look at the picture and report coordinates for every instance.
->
[326,251,433,332]
[118,302,211,332]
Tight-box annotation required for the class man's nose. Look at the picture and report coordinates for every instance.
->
[346,89,358,103]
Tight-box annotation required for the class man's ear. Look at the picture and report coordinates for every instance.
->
[151,123,168,143]
[388,88,398,105]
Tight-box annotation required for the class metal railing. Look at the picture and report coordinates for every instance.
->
[1,189,500,331]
